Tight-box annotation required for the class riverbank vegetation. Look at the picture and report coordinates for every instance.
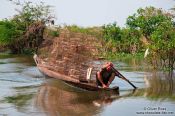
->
[0,1,174,70]
[0,1,53,54]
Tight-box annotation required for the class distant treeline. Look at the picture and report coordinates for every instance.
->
[0,1,174,69]
[62,7,175,69]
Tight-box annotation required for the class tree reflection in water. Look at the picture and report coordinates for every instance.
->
[134,71,175,101]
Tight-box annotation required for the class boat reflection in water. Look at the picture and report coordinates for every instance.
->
[35,79,125,116]
[35,72,175,116]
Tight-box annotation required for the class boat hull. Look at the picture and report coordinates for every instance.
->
[34,55,119,92]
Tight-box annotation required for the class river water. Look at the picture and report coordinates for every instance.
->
[0,54,175,116]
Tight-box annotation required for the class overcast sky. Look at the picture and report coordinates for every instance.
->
[0,0,174,27]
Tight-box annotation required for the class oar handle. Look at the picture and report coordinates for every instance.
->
[111,67,137,89]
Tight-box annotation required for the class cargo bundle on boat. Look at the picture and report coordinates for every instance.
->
[34,30,119,92]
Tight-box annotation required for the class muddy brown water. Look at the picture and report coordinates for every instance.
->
[0,54,175,116]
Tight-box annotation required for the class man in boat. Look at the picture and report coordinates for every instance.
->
[96,62,118,88]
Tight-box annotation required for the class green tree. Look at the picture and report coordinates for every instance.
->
[102,23,121,53]
[120,28,141,54]
[0,1,53,54]
[102,22,141,54]
[150,19,175,69]
[0,20,23,46]
[127,6,175,69]
[126,7,172,41]
[102,22,121,41]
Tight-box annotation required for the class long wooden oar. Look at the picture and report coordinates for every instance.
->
[111,67,137,89]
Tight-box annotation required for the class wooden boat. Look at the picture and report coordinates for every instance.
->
[34,54,119,92]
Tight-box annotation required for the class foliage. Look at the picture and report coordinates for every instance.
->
[49,30,59,37]
[64,25,103,39]
[102,22,141,54]
[126,6,175,70]
[126,7,172,40]
[102,23,121,53]
[149,19,175,69]
[120,28,142,53]
[102,23,121,41]
[0,20,23,46]
[12,1,53,25]
[0,1,53,54]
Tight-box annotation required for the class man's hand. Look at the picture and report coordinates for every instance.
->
[106,82,111,87]
[102,84,108,88]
